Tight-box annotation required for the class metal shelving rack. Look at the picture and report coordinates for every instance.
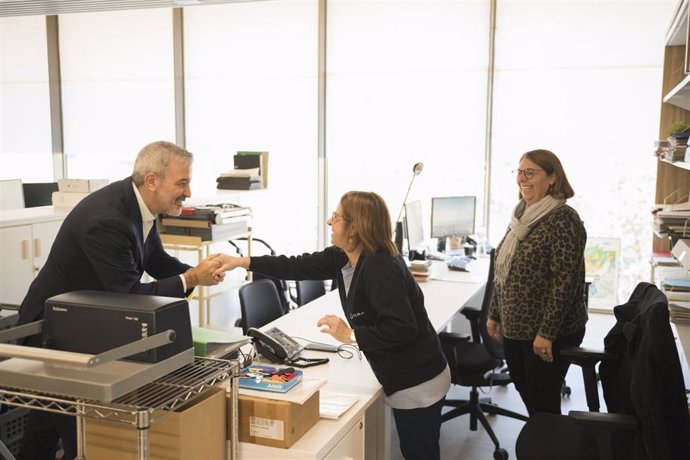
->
[0,357,240,460]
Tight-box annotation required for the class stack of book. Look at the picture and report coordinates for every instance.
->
[661,136,688,162]
[217,168,262,190]
[159,203,251,241]
[407,259,432,282]
[216,151,269,190]
[52,178,109,209]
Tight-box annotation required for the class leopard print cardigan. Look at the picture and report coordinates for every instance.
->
[489,205,588,341]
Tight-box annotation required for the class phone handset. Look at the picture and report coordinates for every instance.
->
[247,327,303,363]
[247,327,330,368]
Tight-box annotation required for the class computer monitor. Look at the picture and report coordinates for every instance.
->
[431,196,476,239]
[404,200,425,252]
[23,182,58,208]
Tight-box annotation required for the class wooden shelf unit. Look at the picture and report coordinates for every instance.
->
[656,0,690,253]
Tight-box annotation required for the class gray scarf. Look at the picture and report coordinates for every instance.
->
[494,195,565,285]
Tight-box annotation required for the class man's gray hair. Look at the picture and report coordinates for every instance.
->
[131,141,193,186]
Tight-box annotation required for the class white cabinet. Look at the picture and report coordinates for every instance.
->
[0,208,66,307]
[323,417,365,460]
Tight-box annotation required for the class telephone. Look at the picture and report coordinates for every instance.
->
[247,327,304,363]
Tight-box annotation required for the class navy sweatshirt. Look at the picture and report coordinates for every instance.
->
[249,246,447,396]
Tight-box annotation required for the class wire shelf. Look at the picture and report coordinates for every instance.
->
[0,357,238,426]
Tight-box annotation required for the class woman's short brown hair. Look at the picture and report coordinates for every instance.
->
[339,191,398,257]
[521,149,575,200]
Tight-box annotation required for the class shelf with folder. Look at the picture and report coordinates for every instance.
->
[161,230,252,327]
[656,0,690,255]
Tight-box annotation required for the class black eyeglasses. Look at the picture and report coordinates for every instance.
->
[512,168,543,179]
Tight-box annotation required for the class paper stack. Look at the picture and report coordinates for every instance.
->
[669,301,690,325]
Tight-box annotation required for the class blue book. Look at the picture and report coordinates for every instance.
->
[239,365,303,393]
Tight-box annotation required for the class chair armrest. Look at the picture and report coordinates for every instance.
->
[459,305,481,342]
[569,411,639,431]
[459,305,480,321]
[562,347,619,413]
[561,346,617,361]
[438,331,471,344]
[438,332,470,378]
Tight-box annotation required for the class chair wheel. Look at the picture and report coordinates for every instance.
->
[493,448,509,460]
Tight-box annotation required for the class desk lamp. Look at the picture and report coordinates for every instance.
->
[394,162,424,254]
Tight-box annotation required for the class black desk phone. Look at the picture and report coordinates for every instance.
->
[247,327,304,363]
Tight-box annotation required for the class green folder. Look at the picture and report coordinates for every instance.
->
[191,326,250,359]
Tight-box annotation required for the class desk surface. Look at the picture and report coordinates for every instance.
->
[237,257,489,459]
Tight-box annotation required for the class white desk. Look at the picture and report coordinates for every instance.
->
[236,257,490,460]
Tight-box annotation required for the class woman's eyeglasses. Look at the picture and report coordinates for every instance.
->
[331,211,350,222]
[512,168,543,179]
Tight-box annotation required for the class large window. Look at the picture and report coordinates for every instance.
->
[184,0,319,255]
[0,16,53,181]
[326,0,490,242]
[59,8,176,180]
[490,0,676,306]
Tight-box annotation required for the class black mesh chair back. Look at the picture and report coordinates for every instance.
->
[295,280,326,307]
[238,279,285,335]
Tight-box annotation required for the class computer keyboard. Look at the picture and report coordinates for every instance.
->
[447,256,474,272]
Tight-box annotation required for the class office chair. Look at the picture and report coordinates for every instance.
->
[439,249,528,460]
[516,282,690,460]
[295,280,326,307]
[238,278,286,335]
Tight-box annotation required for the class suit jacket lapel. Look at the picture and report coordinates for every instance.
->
[123,177,146,270]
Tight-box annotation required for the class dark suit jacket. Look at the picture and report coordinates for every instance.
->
[18,177,192,339]
[600,282,690,460]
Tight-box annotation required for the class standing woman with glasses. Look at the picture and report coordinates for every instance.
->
[214,191,450,460]
[486,149,588,416]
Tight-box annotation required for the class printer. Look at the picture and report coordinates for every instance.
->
[43,290,193,363]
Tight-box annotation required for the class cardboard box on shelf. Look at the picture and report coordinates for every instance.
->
[235,390,320,449]
[85,386,226,460]
[57,178,109,193]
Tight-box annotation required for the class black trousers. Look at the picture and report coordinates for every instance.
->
[391,397,445,460]
[18,410,76,460]
[503,328,585,416]
[17,333,77,460]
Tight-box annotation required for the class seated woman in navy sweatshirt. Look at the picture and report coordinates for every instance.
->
[214,191,449,460]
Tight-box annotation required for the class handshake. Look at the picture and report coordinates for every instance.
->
[183,254,250,289]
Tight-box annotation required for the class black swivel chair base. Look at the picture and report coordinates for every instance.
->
[443,385,528,460]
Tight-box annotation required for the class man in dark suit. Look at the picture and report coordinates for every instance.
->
[16,140,223,460]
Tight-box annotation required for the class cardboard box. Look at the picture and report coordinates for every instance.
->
[52,191,89,209]
[235,390,319,448]
[85,386,226,460]
[58,178,109,193]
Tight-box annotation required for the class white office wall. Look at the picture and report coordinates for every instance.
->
[59,9,176,180]
[184,0,319,254]
[490,0,675,305]
[0,16,53,181]
[326,0,490,240]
